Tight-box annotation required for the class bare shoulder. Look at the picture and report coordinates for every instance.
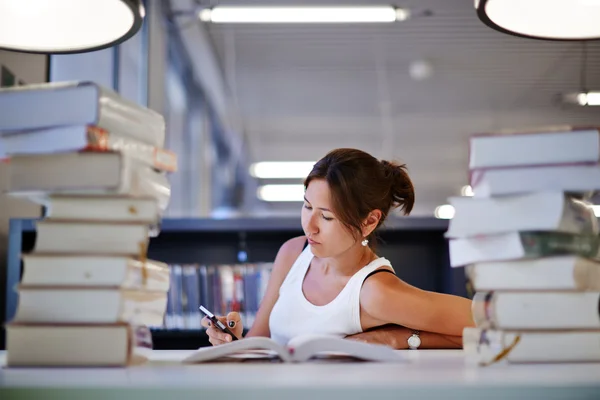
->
[279,235,307,256]
[360,269,409,305]
[271,235,307,277]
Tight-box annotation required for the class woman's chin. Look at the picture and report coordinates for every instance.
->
[309,244,322,255]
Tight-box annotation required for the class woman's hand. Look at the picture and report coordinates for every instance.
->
[201,311,244,346]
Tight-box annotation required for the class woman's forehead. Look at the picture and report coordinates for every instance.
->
[305,179,332,204]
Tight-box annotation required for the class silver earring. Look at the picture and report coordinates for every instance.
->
[361,238,369,247]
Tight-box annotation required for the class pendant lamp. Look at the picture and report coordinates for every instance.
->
[0,0,145,54]
[562,43,600,106]
[475,0,600,41]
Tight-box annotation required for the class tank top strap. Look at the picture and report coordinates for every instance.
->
[346,257,394,332]
[350,257,394,286]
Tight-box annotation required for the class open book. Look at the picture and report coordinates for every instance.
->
[183,334,406,363]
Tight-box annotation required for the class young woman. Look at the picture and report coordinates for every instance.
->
[202,148,474,349]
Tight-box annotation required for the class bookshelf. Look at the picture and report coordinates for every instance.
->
[2,216,460,350]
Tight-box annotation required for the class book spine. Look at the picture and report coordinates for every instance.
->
[198,265,209,312]
[168,265,184,329]
[520,232,600,259]
[182,265,201,329]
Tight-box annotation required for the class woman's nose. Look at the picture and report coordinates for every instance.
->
[306,213,319,234]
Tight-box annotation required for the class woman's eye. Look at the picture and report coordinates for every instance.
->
[304,204,312,210]
[322,215,333,221]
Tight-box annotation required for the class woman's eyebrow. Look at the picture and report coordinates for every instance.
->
[304,196,331,212]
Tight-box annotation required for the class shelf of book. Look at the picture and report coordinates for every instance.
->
[2,216,459,350]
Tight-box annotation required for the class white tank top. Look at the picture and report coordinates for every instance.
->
[268,245,394,345]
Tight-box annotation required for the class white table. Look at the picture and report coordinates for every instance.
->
[1,350,599,399]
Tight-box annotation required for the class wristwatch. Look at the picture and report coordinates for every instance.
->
[407,330,421,350]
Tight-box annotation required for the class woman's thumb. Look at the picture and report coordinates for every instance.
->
[226,312,243,333]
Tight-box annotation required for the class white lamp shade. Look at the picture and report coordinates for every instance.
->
[475,0,600,40]
[0,0,145,54]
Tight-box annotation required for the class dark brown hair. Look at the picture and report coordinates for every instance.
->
[304,148,415,243]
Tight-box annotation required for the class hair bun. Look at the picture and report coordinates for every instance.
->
[380,159,415,215]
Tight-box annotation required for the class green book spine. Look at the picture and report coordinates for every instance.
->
[520,232,600,259]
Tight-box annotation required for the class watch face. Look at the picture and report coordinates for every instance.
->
[408,334,421,349]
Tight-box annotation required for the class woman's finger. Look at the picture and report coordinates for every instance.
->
[226,312,243,338]
[208,336,225,346]
[208,335,230,346]
[201,316,212,328]
[206,326,233,344]
[226,312,242,327]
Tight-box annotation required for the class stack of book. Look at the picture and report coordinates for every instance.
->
[446,126,600,365]
[0,81,177,367]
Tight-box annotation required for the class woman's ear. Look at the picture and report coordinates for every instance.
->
[362,210,382,237]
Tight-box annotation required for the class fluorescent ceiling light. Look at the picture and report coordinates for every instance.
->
[475,0,600,40]
[250,162,315,179]
[0,0,144,54]
[577,92,600,106]
[199,6,409,24]
[257,184,305,202]
[562,91,600,106]
[434,204,455,220]
[461,185,474,197]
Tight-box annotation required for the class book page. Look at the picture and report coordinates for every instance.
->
[182,337,290,363]
[203,350,282,363]
[288,335,405,363]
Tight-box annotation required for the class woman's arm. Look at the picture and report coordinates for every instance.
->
[346,324,463,349]
[360,273,475,337]
[244,236,307,338]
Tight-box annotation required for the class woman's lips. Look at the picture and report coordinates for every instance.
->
[307,238,320,245]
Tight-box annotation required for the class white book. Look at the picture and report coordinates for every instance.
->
[45,196,160,223]
[466,256,600,291]
[470,163,600,197]
[21,255,170,291]
[0,81,165,147]
[446,192,598,238]
[13,287,168,326]
[469,127,600,169]
[449,231,600,267]
[6,324,152,367]
[463,327,600,364]
[33,220,150,255]
[6,151,171,212]
[472,291,600,330]
[183,334,405,364]
[0,125,177,172]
